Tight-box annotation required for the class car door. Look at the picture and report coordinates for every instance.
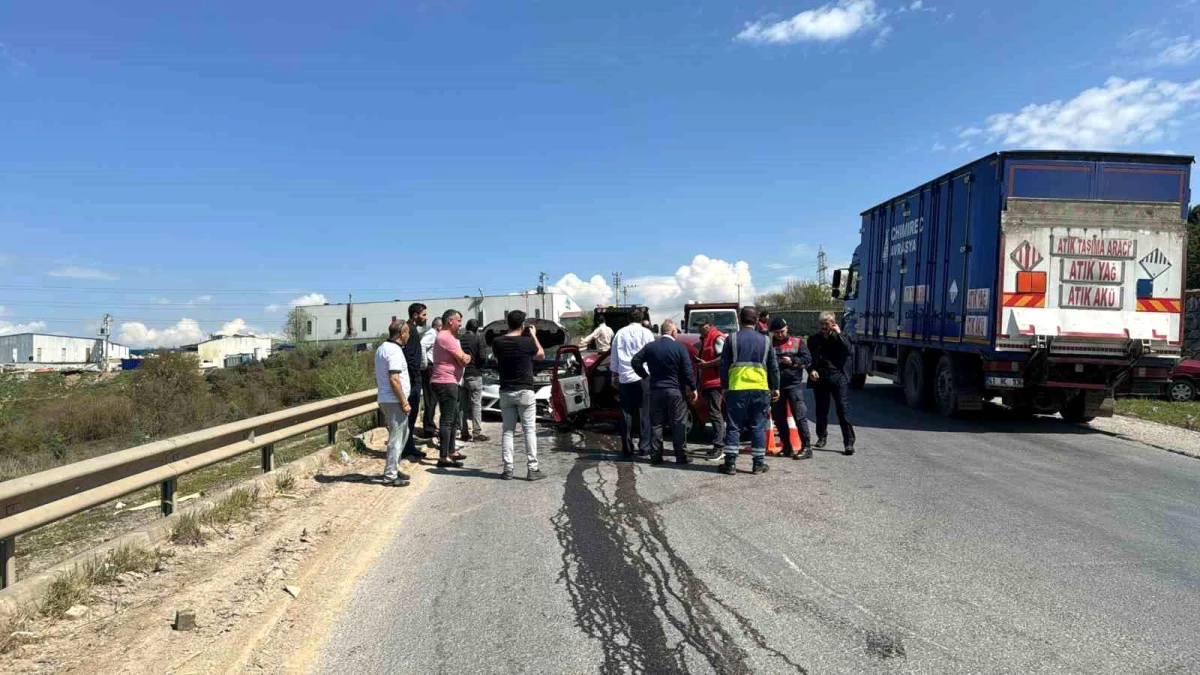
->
[551,346,591,422]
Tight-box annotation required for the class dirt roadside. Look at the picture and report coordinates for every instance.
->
[0,429,437,674]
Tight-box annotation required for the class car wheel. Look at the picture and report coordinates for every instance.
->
[902,351,928,410]
[1169,378,1196,402]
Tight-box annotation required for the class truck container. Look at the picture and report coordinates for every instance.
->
[832,150,1192,422]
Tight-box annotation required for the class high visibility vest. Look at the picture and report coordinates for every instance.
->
[727,330,770,391]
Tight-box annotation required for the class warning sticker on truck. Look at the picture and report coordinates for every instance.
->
[1061,259,1124,284]
[964,316,987,337]
[1060,284,1124,310]
[966,288,990,312]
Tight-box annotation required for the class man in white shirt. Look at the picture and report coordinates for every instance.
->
[578,316,614,352]
[376,321,414,487]
[611,309,656,457]
[419,316,443,437]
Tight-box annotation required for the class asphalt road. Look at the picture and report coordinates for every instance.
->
[318,379,1200,674]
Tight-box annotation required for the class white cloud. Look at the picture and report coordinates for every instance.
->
[118,319,206,348]
[193,295,213,304]
[0,315,47,335]
[975,77,1200,150]
[548,273,613,310]
[871,24,893,50]
[736,0,883,44]
[265,304,283,313]
[218,318,253,336]
[266,293,329,313]
[551,255,756,323]
[765,262,792,271]
[1154,37,1200,65]
[931,141,947,151]
[47,266,118,281]
[958,126,983,138]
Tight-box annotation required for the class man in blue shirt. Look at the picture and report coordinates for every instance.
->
[632,319,697,465]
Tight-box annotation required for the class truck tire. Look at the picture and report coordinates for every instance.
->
[850,373,867,390]
[933,354,960,417]
[902,351,929,410]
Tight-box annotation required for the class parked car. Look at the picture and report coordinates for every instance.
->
[1168,359,1199,402]
[478,318,570,421]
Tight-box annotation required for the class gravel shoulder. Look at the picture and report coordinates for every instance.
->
[1087,414,1200,459]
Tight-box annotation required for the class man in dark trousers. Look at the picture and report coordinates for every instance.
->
[458,318,488,443]
[719,307,780,476]
[692,321,727,460]
[768,317,814,460]
[808,311,856,455]
[401,303,428,461]
[631,319,697,465]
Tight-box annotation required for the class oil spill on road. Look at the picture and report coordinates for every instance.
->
[865,629,906,659]
[551,458,807,674]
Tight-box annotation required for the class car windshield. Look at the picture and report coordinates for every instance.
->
[688,311,738,334]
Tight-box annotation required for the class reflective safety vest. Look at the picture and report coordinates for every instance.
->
[727,329,771,391]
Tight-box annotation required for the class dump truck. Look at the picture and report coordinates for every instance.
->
[831,150,1192,422]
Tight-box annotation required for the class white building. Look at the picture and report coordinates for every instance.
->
[190,335,274,369]
[0,333,131,367]
[296,293,579,342]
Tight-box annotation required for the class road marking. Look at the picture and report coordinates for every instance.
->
[781,554,955,655]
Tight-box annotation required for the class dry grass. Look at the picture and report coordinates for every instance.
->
[274,471,296,493]
[203,486,260,530]
[39,543,163,618]
[171,512,206,546]
[0,603,37,654]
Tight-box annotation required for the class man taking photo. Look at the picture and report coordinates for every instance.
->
[491,310,546,481]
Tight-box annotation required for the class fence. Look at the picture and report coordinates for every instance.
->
[0,389,380,589]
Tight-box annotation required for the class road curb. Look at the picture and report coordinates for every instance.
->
[0,443,340,618]
[1081,415,1200,460]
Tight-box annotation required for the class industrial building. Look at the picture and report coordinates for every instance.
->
[187,335,274,369]
[296,293,580,342]
[0,333,131,368]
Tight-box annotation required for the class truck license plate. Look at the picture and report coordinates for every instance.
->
[986,376,1024,388]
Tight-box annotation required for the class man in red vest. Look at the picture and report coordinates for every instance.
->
[692,322,728,460]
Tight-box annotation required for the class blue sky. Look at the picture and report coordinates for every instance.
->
[1,0,1197,345]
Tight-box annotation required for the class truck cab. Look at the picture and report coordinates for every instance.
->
[682,302,739,335]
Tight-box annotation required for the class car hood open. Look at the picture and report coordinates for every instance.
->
[481,318,567,348]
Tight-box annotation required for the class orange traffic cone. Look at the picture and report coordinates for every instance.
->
[765,409,783,456]
[764,401,803,456]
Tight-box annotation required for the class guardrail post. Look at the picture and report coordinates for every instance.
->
[261,443,275,473]
[327,422,338,446]
[1,537,14,589]
[161,478,177,517]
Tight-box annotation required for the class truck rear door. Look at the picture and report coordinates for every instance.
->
[996,158,1190,357]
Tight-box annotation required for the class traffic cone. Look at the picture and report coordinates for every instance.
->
[784,400,803,452]
[765,410,783,456]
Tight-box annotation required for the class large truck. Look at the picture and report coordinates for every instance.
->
[832,151,1191,422]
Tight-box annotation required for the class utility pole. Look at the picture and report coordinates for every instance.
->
[817,247,829,290]
[736,283,742,306]
[622,284,637,305]
[538,272,547,320]
[612,272,622,305]
[98,313,112,368]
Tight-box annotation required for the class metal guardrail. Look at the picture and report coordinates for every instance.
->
[0,389,380,589]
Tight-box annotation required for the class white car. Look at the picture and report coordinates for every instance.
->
[478,318,567,421]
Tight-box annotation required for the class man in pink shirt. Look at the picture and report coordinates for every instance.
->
[430,309,472,467]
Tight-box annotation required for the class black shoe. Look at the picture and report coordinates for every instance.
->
[649,455,664,465]
[781,449,794,458]
[676,456,692,465]
[795,448,813,460]
[449,452,468,461]
[474,434,490,442]
[843,444,855,456]
[718,462,737,476]
[403,449,428,462]
[705,447,723,460]
[814,437,828,449]
[752,462,769,475]
[460,434,471,443]
[437,459,463,469]
[528,468,546,481]
[502,467,513,480]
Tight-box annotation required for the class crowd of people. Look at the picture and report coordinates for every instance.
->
[374,302,858,486]
[374,304,548,486]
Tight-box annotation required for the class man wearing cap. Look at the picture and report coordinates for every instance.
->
[719,307,780,475]
[769,317,814,460]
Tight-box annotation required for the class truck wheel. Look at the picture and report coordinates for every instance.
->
[1060,393,1096,423]
[850,373,867,390]
[933,354,959,417]
[902,351,928,410]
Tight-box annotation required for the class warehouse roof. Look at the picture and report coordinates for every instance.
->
[0,332,129,347]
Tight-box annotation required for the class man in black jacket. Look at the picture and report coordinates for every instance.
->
[769,317,814,460]
[807,311,856,455]
[458,319,488,442]
[632,319,697,465]
[401,303,428,460]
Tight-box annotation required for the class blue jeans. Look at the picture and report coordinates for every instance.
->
[724,390,770,459]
